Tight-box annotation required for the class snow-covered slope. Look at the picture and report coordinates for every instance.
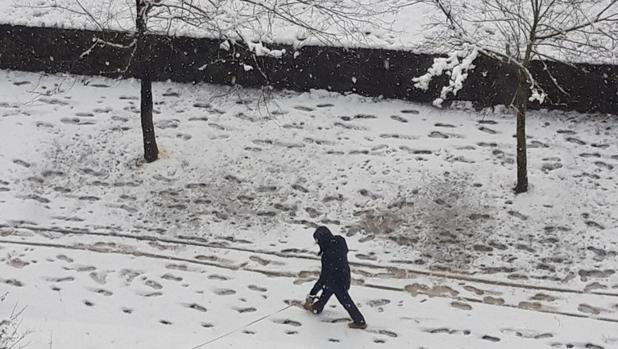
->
[2,233,617,348]
[0,69,617,348]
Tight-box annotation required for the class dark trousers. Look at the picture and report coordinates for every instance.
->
[313,288,365,323]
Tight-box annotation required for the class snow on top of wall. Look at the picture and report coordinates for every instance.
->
[0,0,442,56]
[0,1,615,65]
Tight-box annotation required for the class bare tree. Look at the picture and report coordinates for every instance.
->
[34,0,407,162]
[414,0,617,193]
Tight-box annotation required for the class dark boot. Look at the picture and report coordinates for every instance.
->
[348,321,367,329]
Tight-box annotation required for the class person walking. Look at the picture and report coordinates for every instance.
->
[303,226,367,329]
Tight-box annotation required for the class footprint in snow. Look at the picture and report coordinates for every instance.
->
[64,264,96,272]
[355,253,377,261]
[478,126,499,134]
[111,115,129,122]
[12,159,31,168]
[428,131,450,139]
[372,330,398,338]
[477,119,498,125]
[161,273,183,282]
[594,161,614,170]
[248,285,267,292]
[579,152,601,158]
[208,274,229,281]
[45,276,75,283]
[566,137,586,145]
[2,278,24,287]
[176,133,192,140]
[450,301,472,311]
[60,117,81,125]
[208,123,226,131]
[483,296,505,305]
[500,328,553,339]
[425,328,471,336]
[156,119,180,129]
[145,279,163,290]
[366,299,390,308]
[482,335,501,342]
[89,271,108,285]
[139,291,163,297]
[390,115,408,123]
[213,288,236,296]
[91,288,113,296]
[7,258,30,268]
[272,319,302,327]
[477,142,498,147]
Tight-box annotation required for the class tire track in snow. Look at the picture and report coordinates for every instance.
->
[3,223,618,298]
[1,237,618,325]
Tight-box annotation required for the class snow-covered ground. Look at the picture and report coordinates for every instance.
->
[0,69,617,348]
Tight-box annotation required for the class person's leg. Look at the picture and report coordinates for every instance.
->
[334,289,365,324]
[311,288,333,314]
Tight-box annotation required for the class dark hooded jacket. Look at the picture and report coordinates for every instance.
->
[309,226,351,295]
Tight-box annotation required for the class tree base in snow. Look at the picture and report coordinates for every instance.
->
[514,181,528,194]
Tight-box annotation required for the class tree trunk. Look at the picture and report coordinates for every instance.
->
[136,0,158,163]
[141,76,158,162]
[513,68,529,194]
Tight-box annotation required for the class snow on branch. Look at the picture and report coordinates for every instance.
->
[413,46,478,107]
[415,0,616,109]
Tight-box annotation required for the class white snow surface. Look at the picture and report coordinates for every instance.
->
[2,1,617,65]
[0,69,617,348]
[0,0,431,52]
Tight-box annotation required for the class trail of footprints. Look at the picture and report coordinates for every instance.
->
[28,253,288,332]
[4,88,618,346]
[9,96,616,266]
[30,251,407,344]
[2,248,615,347]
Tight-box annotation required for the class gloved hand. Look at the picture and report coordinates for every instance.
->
[303,294,317,311]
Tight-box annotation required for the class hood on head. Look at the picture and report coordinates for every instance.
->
[313,226,334,255]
